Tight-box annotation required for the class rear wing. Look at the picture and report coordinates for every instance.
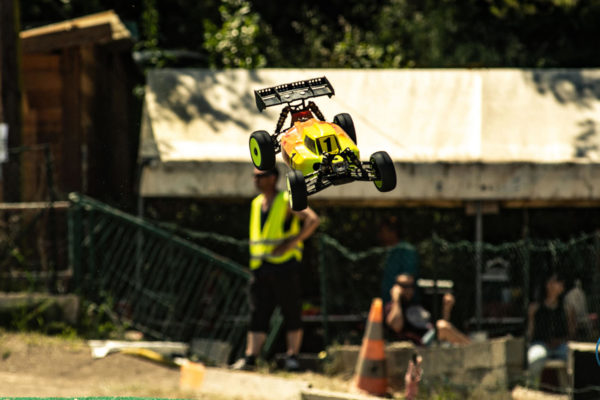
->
[254,77,335,112]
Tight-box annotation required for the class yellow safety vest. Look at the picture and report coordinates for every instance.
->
[249,191,302,270]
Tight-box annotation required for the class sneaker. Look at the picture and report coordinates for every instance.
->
[284,354,300,372]
[231,355,256,371]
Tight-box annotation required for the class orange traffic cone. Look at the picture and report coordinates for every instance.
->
[351,298,388,397]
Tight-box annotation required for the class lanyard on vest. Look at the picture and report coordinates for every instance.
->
[249,191,302,269]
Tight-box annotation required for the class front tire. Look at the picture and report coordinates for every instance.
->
[249,130,275,170]
[370,151,396,192]
[286,170,308,211]
[333,113,357,145]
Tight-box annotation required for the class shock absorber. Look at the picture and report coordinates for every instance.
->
[275,106,290,133]
[308,101,326,121]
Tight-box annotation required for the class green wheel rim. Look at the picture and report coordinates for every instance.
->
[287,176,294,208]
[250,137,262,167]
[372,157,383,188]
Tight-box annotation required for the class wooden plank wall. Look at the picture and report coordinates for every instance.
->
[79,45,95,195]
[86,44,138,206]
[60,47,83,195]
[21,53,62,201]
[21,42,138,206]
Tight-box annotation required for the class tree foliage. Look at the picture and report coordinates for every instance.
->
[203,0,277,68]
[18,0,600,244]
[20,0,600,69]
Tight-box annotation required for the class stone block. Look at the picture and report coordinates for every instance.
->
[462,340,494,370]
[326,345,360,376]
[480,366,508,389]
[190,338,232,366]
[489,338,508,368]
[384,341,416,381]
[505,336,525,367]
[420,345,464,377]
[327,336,525,393]
[0,292,80,327]
[456,367,488,387]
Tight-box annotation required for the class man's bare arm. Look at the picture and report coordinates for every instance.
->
[271,206,320,255]
[292,206,320,242]
[386,285,404,333]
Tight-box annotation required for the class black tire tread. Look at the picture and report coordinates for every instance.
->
[370,151,396,192]
[333,113,357,145]
[249,130,276,170]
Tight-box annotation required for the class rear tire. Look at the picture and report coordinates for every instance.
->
[333,113,357,145]
[286,170,308,211]
[370,151,396,192]
[249,130,275,170]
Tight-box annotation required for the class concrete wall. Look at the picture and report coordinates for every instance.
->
[0,292,80,327]
[327,336,524,393]
[140,160,600,207]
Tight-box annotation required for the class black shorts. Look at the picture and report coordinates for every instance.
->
[248,260,302,333]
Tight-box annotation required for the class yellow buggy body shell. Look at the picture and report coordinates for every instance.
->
[281,117,359,176]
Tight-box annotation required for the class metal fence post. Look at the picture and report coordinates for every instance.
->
[136,189,144,291]
[87,207,97,300]
[522,239,531,327]
[475,201,483,330]
[593,231,600,316]
[318,234,329,347]
[431,232,439,330]
[67,193,83,292]
[522,238,531,371]
[44,144,59,293]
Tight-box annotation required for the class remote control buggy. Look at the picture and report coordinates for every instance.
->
[249,77,396,211]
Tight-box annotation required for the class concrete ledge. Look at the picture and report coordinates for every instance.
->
[0,292,80,326]
[141,160,600,206]
[511,385,569,400]
[327,336,524,392]
[196,367,311,400]
[301,388,385,400]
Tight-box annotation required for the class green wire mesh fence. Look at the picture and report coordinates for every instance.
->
[317,233,600,345]
[68,193,251,364]
[66,193,600,365]
[0,205,69,293]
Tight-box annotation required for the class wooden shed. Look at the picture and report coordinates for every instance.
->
[18,10,141,206]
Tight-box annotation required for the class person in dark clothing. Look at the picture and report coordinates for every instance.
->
[378,217,419,304]
[527,272,569,387]
[385,273,470,346]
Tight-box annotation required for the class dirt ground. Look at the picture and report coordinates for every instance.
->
[0,331,351,399]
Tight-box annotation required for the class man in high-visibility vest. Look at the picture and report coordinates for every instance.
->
[233,167,320,371]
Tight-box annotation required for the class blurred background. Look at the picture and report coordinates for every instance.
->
[1,0,600,391]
